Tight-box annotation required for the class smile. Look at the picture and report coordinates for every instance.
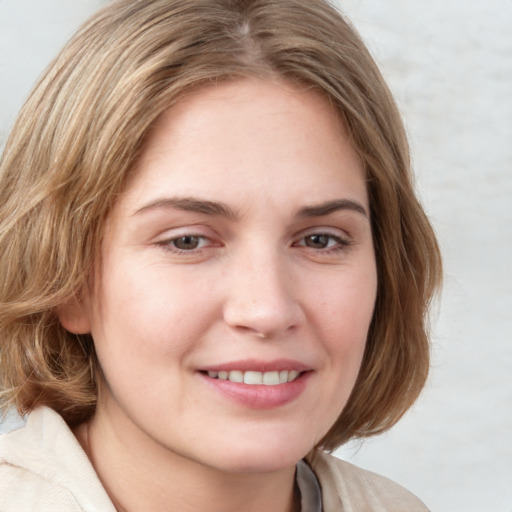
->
[198,359,312,408]
[205,370,301,386]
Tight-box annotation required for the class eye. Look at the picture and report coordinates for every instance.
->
[304,234,335,249]
[294,232,350,251]
[171,235,206,251]
[157,233,212,253]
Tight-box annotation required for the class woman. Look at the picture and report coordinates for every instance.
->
[0,0,441,510]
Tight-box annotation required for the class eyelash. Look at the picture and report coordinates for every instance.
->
[156,234,212,254]
[292,232,351,252]
[156,231,351,255]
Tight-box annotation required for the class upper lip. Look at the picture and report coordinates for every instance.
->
[197,359,312,373]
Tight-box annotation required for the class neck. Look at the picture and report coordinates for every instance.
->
[74,405,299,512]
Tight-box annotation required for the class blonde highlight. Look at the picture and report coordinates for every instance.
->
[0,0,441,445]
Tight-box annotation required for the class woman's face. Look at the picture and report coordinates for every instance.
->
[63,79,377,473]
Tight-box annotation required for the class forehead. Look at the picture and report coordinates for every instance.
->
[118,78,366,216]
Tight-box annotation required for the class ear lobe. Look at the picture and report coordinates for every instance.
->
[55,298,91,335]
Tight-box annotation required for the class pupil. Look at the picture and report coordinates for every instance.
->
[174,236,199,250]
[306,234,328,248]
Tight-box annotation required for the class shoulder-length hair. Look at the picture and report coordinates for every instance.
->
[0,0,441,449]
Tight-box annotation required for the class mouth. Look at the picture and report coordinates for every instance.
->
[200,369,303,386]
[197,360,312,408]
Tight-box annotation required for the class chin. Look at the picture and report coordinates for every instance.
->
[201,432,318,474]
[213,452,302,474]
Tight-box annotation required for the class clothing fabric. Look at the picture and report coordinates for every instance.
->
[296,459,323,512]
[0,406,429,511]
[305,451,430,512]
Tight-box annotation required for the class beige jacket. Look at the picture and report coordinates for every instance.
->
[0,407,429,511]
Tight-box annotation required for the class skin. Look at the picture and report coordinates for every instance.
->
[59,79,378,512]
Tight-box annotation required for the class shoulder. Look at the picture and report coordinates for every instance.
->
[306,450,430,512]
[0,462,83,511]
[0,406,115,512]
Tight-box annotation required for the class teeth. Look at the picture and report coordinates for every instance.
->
[229,370,244,383]
[244,371,262,385]
[262,371,280,385]
[209,369,301,385]
[288,370,299,381]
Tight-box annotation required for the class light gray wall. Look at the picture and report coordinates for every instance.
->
[0,0,107,146]
[1,1,511,511]
[335,2,512,511]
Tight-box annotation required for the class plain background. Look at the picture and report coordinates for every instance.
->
[1,1,511,510]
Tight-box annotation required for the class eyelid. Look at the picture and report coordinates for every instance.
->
[152,223,216,241]
[292,227,353,251]
[294,225,352,240]
[153,225,222,254]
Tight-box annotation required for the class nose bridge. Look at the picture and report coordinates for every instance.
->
[223,241,301,337]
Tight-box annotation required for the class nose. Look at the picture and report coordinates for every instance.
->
[222,248,304,339]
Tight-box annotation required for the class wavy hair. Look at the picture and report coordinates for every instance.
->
[0,0,441,448]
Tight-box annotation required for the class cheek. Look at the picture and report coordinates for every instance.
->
[312,264,377,369]
[316,265,376,328]
[301,271,375,443]
[89,260,219,375]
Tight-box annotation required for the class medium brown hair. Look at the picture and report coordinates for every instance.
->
[0,0,441,448]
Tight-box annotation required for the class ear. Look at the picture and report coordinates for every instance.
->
[55,297,92,335]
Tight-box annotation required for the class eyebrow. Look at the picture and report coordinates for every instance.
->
[297,199,368,218]
[133,196,368,219]
[133,197,237,218]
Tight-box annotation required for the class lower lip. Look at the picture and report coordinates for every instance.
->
[199,372,311,409]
